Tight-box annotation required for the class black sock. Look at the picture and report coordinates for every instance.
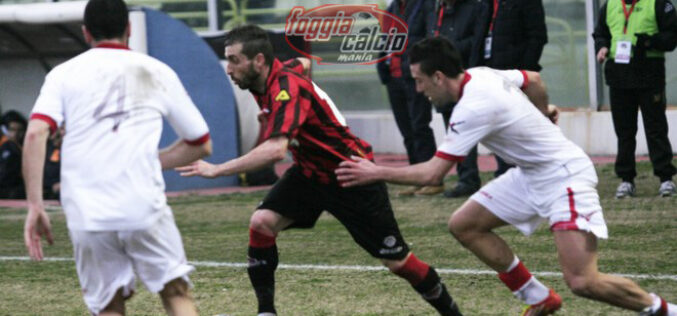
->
[247,245,279,314]
[413,268,463,316]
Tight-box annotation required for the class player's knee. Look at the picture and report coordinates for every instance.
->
[381,258,406,272]
[249,211,275,233]
[159,278,190,300]
[447,214,472,242]
[564,274,596,298]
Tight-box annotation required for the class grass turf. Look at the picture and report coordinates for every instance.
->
[0,161,674,315]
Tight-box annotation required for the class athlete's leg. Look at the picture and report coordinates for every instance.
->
[554,230,655,310]
[448,200,552,306]
[159,277,197,316]
[382,253,462,316]
[247,209,294,316]
[99,288,126,316]
[448,199,514,271]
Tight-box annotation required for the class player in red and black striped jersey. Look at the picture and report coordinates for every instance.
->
[252,57,373,184]
[177,25,462,316]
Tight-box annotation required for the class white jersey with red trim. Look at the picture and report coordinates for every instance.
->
[30,45,209,231]
[436,67,593,203]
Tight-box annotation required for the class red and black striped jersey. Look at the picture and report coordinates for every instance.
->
[252,58,374,184]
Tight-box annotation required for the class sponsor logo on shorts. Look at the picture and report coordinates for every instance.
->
[379,246,403,255]
[383,235,397,248]
[479,190,493,199]
[248,257,268,267]
[285,4,408,65]
[581,211,599,221]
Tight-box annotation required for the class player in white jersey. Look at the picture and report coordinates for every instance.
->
[22,0,212,315]
[336,37,676,316]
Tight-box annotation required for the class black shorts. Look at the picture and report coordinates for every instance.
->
[258,165,410,260]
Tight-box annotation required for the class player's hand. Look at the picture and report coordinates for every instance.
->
[546,104,559,125]
[596,47,608,63]
[335,155,380,187]
[176,160,221,178]
[24,204,54,261]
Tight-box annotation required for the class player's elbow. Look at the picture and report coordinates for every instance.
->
[200,140,213,157]
[423,172,445,186]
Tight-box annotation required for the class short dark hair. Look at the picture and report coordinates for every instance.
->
[84,0,129,41]
[1,110,27,128]
[409,37,464,78]
[224,24,274,67]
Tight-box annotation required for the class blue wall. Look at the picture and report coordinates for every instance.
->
[144,8,239,191]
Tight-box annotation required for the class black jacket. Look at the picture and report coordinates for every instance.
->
[377,0,435,83]
[0,140,24,199]
[592,0,677,88]
[427,0,489,68]
[480,0,548,71]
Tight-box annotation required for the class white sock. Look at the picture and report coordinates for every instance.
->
[648,293,677,316]
[514,276,550,305]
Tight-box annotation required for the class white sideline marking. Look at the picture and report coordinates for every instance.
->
[2,256,676,282]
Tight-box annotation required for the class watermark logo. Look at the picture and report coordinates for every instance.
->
[285,4,408,65]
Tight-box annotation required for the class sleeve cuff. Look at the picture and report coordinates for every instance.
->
[184,132,210,146]
[435,151,465,162]
[519,70,529,90]
[29,113,57,134]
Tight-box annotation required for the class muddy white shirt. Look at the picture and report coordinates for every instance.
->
[30,44,209,231]
[436,67,594,201]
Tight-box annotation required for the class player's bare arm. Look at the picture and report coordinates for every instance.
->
[159,138,213,170]
[522,71,558,123]
[22,119,54,261]
[336,156,455,187]
[177,136,288,178]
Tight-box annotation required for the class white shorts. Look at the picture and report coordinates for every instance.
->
[69,211,194,315]
[470,166,608,239]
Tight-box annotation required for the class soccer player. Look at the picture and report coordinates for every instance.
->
[335,37,677,316]
[22,0,212,315]
[176,24,462,316]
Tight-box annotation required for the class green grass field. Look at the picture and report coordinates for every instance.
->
[0,161,675,315]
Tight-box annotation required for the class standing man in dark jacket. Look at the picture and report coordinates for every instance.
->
[445,0,548,198]
[377,0,445,196]
[593,0,677,198]
[427,0,491,198]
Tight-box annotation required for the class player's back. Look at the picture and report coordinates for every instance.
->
[35,46,196,230]
[455,67,592,178]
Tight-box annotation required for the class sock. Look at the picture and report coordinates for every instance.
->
[247,228,278,315]
[647,293,676,316]
[393,254,463,316]
[498,256,549,305]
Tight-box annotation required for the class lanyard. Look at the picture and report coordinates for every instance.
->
[488,0,499,32]
[621,0,638,34]
[434,2,445,36]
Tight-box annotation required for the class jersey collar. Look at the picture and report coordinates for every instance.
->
[252,58,283,97]
[458,72,472,100]
[94,42,130,50]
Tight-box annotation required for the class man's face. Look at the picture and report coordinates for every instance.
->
[5,121,25,144]
[225,43,261,90]
[410,63,453,107]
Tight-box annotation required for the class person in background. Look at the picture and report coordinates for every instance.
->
[445,0,548,198]
[43,127,63,200]
[0,110,28,199]
[593,0,677,198]
[377,0,444,196]
[427,0,490,198]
